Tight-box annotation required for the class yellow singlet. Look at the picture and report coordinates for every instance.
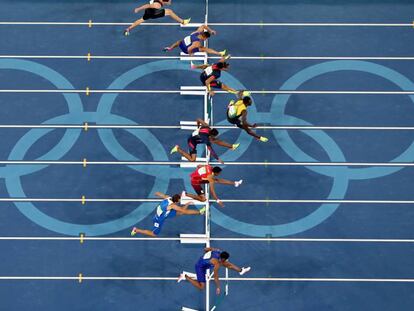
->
[227,100,247,119]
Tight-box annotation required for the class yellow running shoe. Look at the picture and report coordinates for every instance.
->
[130,227,137,236]
[219,49,227,56]
[259,136,268,142]
[242,90,251,97]
[182,18,191,25]
[170,145,179,154]
[232,143,240,150]
[199,207,206,215]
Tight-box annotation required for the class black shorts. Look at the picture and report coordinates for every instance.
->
[200,74,222,89]
[187,137,198,155]
[227,110,243,128]
[143,8,165,20]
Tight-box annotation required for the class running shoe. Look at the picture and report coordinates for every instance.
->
[123,29,130,36]
[170,145,179,154]
[239,267,251,275]
[259,136,268,142]
[182,18,191,25]
[130,227,137,236]
[234,179,243,187]
[232,143,240,150]
[177,272,186,283]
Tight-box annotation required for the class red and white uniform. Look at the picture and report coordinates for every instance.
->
[190,165,213,195]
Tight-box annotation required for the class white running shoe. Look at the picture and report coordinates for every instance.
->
[239,267,251,275]
[177,272,186,283]
[234,179,243,187]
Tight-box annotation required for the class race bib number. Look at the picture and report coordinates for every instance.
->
[228,106,237,118]
[197,166,207,175]
[204,66,213,76]
[184,35,192,46]
[203,251,212,259]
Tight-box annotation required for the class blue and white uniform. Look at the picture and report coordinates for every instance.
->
[195,250,221,282]
[179,32,202,54]
[152,198,176,235]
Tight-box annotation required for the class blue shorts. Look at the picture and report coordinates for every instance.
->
[152,217,164,235]
[195,263,208,283]
[179,41,200,55]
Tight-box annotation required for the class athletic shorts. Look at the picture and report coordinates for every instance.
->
[152,217,165,235]
[200,74,222,89]
[227,112,243,128]
[195,262,208,283]
[191,180,205,195]
[187,137,198,155]
[179,41,200,54]
[143,8,165,20]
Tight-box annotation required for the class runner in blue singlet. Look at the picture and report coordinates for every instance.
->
[163,24,230,57]
[130,192,205,237]
[177,247,251,294]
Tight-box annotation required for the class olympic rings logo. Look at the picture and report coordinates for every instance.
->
[2,59,414,237]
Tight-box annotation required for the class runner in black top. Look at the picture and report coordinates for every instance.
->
[170,118,240,164]
[124,0,191,36]
[192,56,238,97]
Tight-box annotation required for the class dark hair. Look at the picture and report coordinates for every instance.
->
[243,96,252,105]
[202,31,211,38]
[220,251,230,260]
[212,166,222,174]
[209,128,219,137]
[171,194,181,203]
[217,62,229,69]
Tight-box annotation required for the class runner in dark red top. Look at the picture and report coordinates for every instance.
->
[184,165,243,207]
[170,118,240,164]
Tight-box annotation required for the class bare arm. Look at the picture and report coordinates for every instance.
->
[196,24,216,34]
[207,176,224,207]
[154,192,169,199]
[213,262,221,294]
[196,118,209,127]
[240,112,261,139]
[193,64,210,70]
